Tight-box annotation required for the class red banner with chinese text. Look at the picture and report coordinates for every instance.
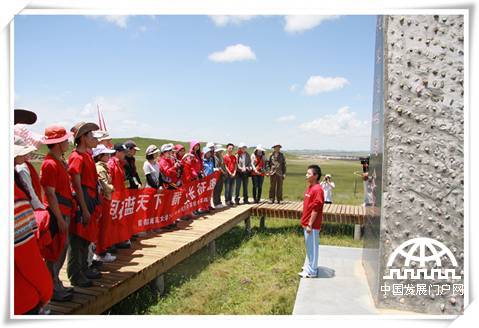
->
[98,172,220,249]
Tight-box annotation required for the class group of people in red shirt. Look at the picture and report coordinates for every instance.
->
[13,108,293,315]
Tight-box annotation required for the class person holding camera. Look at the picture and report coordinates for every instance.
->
[320,174,335,204]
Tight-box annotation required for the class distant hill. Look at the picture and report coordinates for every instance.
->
[287,149,369,159]
[31,136,299,160]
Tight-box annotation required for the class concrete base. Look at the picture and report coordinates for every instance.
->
[293,245,417,315]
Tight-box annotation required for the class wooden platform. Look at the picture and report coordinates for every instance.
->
[48,200,366,315]
[251,201,366,225]
[51,204,254,315]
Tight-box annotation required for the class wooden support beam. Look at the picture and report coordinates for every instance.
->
[244,217,252,235]
[208,240,216,261]
[259,216,266,229]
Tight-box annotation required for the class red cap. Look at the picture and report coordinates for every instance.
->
[42,125,71,145]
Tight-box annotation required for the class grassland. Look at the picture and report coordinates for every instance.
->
[108,218,362,315]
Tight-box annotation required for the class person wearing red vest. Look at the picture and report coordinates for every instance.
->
[250,145,267,204]
[223,143,237,206]
[298,165,325,279]
[14,145,53,314]
[159,143,180,189]
[189,141,204,181]
[67,122,102,287]
[39,125,75,301]
[108,143,130,248]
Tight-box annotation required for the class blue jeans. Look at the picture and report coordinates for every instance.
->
[251,175,264,203]
[303,228,320,276]
[224,176,235,202]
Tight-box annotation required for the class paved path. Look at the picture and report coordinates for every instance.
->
[293,245,416,315]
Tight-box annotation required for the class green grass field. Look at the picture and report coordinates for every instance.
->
[108,218,362,315]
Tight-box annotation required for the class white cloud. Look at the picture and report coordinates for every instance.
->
[208,44,256,63]
[209,15,257,26]
[289,84,298,92]
[299,106,370,137]
[284,15,340,33]
[303,75,349,95]
[276,115,296,123]
[88,15,129,28]
[80,96,123,117]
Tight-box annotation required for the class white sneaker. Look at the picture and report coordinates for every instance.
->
[101,252,117,263]
[298,271,317,278]
[94,252,116,263]
[215,204,225,209]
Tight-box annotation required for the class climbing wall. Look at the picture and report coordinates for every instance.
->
[362,15,464,315]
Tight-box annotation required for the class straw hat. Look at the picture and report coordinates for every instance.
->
[71,122,100,140]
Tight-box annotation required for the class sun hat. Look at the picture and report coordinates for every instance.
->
[206,142,215,148]
[174,144,185,151]
[71,122,100,140]
[92,144,116,158]
[160,143,174,153]
[146,145,161,156]
[14,135,37,157]
[93,130,112,141]
[238,142,247,149]
[271,143,282,148]
[214,144,226,153]
[41,125,71,145]
[14,109,37,125]
[124,140,140,151]
[255,144,265,152]
[203,146,213,154]
[113,143,127,152]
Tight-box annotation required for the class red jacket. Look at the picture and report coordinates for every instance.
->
[108,157,126,198]
[14,183,53,314]
[159,156,178,185]
[189,141,203,179]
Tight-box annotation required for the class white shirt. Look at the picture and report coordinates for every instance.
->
[143,161,160,188]
[320,181,335,203]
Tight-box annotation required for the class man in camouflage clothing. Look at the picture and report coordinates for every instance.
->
[268,143,286,204]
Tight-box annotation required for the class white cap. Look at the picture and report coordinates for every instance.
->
[255,144,265,152]
[214,144,226,152]
[14,135,37,157]
[161,143,174,153]
[325,174,332,178]
[238,142,247,149]
[206,142,215,148]
[92,144,115,158]
[146,145,160,156]
[93,130,112,141]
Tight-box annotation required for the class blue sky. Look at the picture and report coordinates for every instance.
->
[14,15,376,150]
